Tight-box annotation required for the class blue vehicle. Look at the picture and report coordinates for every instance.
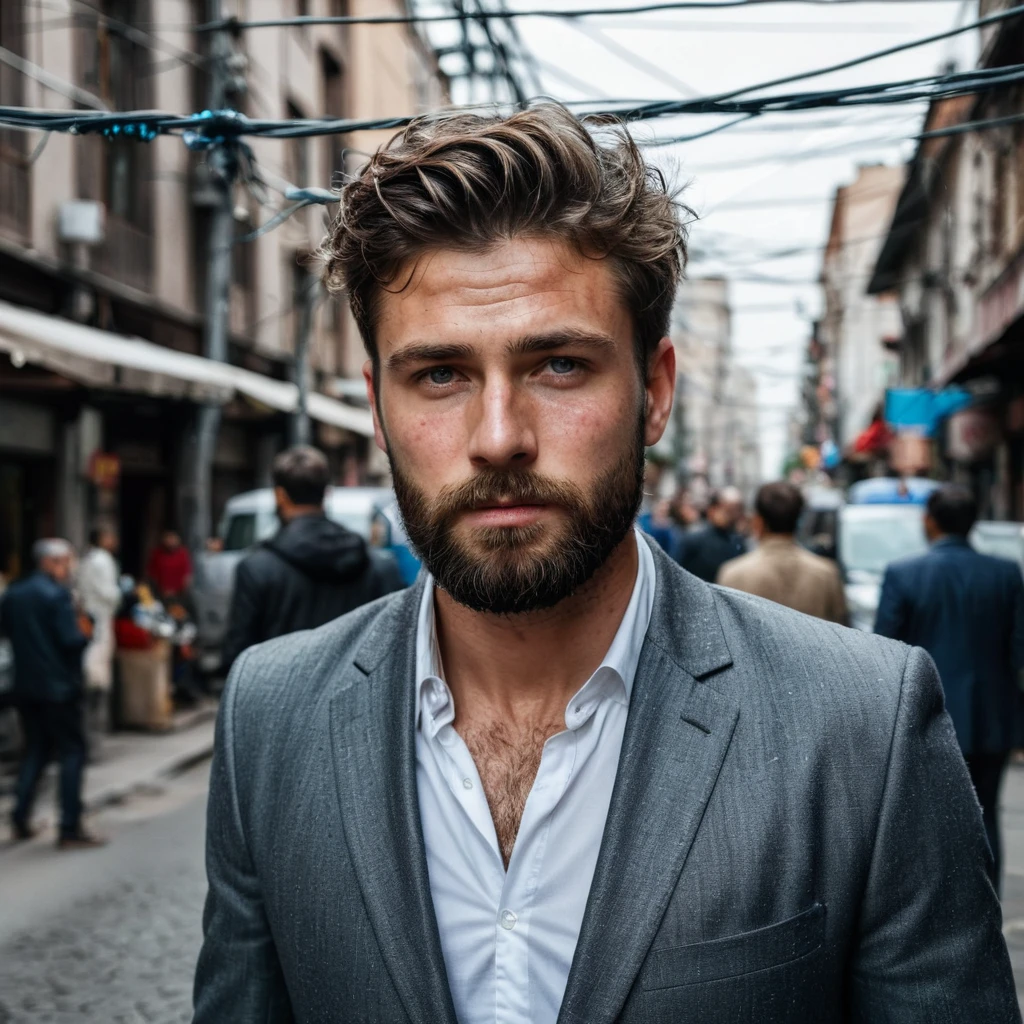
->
[371,500,421,586]
[846,477,939,506]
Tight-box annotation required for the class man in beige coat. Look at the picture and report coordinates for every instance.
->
[718,481,848,624]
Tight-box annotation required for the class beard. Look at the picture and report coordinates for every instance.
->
[388,415,645,615]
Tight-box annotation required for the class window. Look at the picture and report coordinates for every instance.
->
[286,100,310,186]
[0,2,25,151]
[321,50,346,187]
[76,0,152,230]
[0,2,28,237]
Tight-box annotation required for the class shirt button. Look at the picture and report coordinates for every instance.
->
[500,909,518,930]
[462,778,473,790]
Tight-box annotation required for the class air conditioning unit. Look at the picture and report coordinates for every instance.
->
[58,200,105,246]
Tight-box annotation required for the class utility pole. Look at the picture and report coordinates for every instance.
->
[290,268,318,447]
[182,0,237,553]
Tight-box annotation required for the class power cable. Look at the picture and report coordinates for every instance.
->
[707,0,1014,105]
[533,59,615,99]
[69,0,206,72]
[199,1,967,32]
[0,43,109,111]
[6,56,1016,141]
[562,19,700,97]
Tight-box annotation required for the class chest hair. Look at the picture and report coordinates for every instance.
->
[460,718,562,868]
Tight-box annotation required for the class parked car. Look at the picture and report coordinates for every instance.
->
[798,478,937,631]
[796,486,843,560]
[192,486,397,675]
[839,502,930,631]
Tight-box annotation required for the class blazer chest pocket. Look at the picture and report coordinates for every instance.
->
[642,902,826,991]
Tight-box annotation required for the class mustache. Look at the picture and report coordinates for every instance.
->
[431,470,587,522]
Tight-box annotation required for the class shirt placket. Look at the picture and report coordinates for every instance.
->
[494,727,579,1024]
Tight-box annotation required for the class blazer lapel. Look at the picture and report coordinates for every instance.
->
[558,549,740,1024]
[329,581,459,1024]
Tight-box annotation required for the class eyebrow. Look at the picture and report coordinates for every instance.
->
[384,329,617,373]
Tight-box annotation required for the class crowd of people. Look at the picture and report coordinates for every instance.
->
[0,525,208,849]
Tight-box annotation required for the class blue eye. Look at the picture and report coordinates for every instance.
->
[427,367,455,384]
[549,357,576,374]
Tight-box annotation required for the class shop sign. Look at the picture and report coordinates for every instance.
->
[946,408,1001,462]
[88,451,121,489]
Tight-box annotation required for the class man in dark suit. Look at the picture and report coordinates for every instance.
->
[676,487,747,582]
[194,106,1018,1023]
[1,539,105,849]
[876,483,1024,891]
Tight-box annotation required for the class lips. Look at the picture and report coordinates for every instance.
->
[462,503,549,527]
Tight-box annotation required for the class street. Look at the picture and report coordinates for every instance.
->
[0,762,209,1024]
[3,755,1024,1020]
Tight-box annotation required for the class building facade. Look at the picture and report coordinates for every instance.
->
[869,1,1024,519]
[818,164,904,465]
[659,276,761,502]
[0,0,445,579]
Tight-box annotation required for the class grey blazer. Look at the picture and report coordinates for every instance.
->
[193,543,1020,1023]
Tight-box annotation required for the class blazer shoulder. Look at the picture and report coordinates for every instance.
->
[709,583,910,701]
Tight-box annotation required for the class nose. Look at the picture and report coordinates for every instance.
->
[466,378,537,470]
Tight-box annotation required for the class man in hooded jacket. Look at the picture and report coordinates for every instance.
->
[222,446,405,673]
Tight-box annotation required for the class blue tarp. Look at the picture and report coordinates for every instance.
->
[884,388,972,437]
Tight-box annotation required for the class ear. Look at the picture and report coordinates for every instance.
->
[363,359,388,453]
[644,337,676,447]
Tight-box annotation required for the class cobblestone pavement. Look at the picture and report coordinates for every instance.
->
[0,766,208,1024]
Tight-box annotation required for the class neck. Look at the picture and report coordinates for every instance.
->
[759,531,794,544]
[434,531,640,723]
[281,505,323,523]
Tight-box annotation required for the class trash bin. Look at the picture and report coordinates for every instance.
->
[116,639,174,730]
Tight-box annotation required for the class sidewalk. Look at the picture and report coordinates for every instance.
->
[0,702,217,836]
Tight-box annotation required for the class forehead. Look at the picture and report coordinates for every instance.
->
[375,236,632,354]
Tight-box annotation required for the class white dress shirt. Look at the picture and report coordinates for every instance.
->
[415,530,656,1024]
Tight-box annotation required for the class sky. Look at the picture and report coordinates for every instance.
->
[419,0,980,477]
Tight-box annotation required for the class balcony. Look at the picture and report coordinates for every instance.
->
[0,143,30,241]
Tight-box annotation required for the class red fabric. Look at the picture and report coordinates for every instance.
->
[146,545,193,596]
[852,420,893,454]
[115,618,154,650]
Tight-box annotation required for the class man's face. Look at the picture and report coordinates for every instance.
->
[44,554,72,585]
[709,500,743,531]
[162,532,180,550]
[366,236,674,614]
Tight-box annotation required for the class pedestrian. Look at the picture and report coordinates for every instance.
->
[637,496,677,557]
[1,539,105,849]
[220,445,405,673]
[676,486,747,582]
[146,529,192,602]
[875,484,1024,892]
[77,526,122,738]
[718,481,848,624]
[193,105,1017,1023]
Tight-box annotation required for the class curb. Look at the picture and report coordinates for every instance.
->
[83,718,217,815]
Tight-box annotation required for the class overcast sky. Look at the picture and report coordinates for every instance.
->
[421,0,979,477]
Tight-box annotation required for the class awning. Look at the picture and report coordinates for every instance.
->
[0,299,373,437]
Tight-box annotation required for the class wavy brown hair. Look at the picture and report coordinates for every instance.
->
[320,103,690,370]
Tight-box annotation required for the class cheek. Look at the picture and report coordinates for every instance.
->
[536,388,637,461]
[387,403,467,483]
